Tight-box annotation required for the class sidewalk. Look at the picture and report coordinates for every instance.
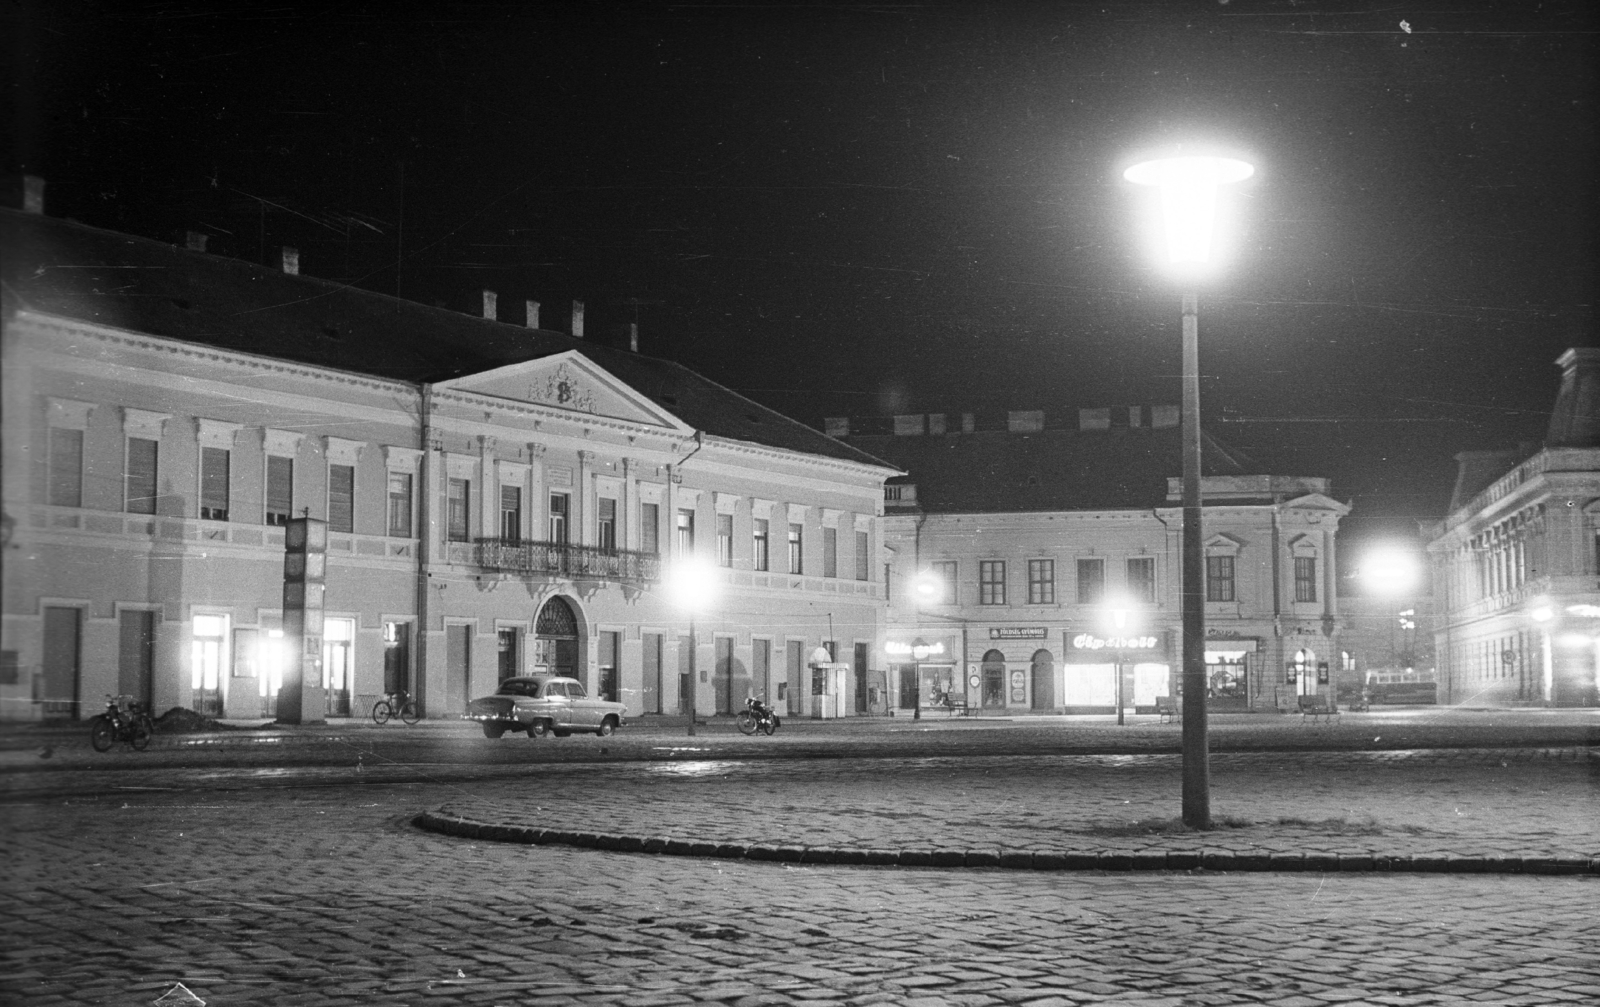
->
[416,744,1599,876]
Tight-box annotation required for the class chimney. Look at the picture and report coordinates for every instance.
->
[628,322,639,352]
[1151,404,1179,429]
[280,247,299,275]
[928,413,947,435]
[571,300,585,338]
[824,417,850,437]
[893,414,927,436]
[482,289,498,320]
[1008,410,1044,433]
[1128,405,1145,428]
[186,231,209,253]
[1546,347,1600,447]
[961,412,976,434]
[1079,408,1111,431]
[525,300,540,329]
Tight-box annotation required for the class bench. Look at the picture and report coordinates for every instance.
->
[942,698,974,717]
[1154,696,1180,724]
[1297,695,1340,723]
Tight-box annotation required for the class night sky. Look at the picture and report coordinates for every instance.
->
[7,0,1596,559]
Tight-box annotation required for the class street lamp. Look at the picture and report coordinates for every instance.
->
[1124,148,1255,830]
[667,555,720,736]
[1103,595,1141,727]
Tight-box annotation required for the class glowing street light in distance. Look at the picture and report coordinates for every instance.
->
[1123,155,1254,272]
[1360,545,1421,598]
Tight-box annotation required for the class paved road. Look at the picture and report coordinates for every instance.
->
[5,778,1598,1006]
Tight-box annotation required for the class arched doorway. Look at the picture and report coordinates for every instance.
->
[1030,649,1055,710]
[981,649,1006,709]
[533,597,580,680]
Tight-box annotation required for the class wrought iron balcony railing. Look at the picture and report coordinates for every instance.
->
[468,537,661,584]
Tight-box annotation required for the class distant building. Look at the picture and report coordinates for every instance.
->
[1,190,898,723]
[1336,591,1437,704]
[831,409,1349,715]
[1426,348,1600,707]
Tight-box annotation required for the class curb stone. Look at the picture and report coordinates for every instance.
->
[410,811,1600,875]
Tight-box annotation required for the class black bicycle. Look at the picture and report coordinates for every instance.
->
[90,694,155,752]
[372,690,421,725]
[736,695,780,736]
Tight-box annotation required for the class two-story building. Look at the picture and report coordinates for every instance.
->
[832,408,1349,715]
[1,192,899,723]
[1425,347,1600,707]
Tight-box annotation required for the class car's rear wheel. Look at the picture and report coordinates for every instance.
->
[527,720,549,738]
[597,717,617,737]
[482,723,506,739]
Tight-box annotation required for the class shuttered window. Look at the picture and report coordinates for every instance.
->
[126,437,158,514]
[328,464,355,533]
[266,456,294,526]
[48,428,83,508]
[200,447,230,521]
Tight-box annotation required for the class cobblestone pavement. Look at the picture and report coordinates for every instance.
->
[5,777,1600,1006]
[422,747,1599,870]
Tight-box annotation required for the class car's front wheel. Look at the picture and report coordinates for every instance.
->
[597,716,617,737]
[527,720,549,738]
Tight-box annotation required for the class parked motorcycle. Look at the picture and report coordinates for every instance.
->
[90,694,155,752]
[735,695,780,736]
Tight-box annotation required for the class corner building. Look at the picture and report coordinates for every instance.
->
[1426,348,1600,707]
[835,410,1348,714]
[1,205,898,722]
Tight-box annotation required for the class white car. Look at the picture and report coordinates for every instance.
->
[465,676,627,738]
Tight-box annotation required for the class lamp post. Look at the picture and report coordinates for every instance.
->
[1124,151,1254,829]
[668,556,720,737]
[1104,596,1139,727]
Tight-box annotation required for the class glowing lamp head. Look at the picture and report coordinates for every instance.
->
[1530,605,1554,624]
[1360,545,1421,598]
[1124,154,1254,276]
[913,570,944,605]
[667,556,721,613]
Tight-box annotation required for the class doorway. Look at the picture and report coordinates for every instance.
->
[1030,649,1055,710]
[642,632,663,714]
[981,650,1006,709]
[533,597,579,680]
[42,606,82,718]
[118,609,156,712]
[446,623,472,714]
[324,618,354,717]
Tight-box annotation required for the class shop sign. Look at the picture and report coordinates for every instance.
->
[1071,633,1159,651]
[885,639,946,659]
[989,627,1047,639]
[1009,669,1026,703]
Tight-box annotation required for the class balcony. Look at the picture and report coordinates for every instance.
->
[463,538,661,584]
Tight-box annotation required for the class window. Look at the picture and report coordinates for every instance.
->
[1295,556,1318,603]
[598,497,617,552]
[641,502,660,555]
[979,560,1006,605]
[1206,555,1235,602]
[48,428,83,507]
[200,446,230,521]
[752,518,770,571]
[327,463,355,533]
[1028,559,1055,604]
[387,471,413,537]
[1127,557,1156,604]
[126,436,158,514]
[548,492,569,544]
[500,485,522,542]
[855,530,870,581]
[717,513,733,567]
[447,478,471,542]
[933,560,958,604]
[787,523,803,574]
[823,527,838,578]
[266,456,294,526]
[676,508,695,555]
[1076,558,1105,605]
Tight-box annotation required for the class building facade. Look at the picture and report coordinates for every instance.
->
[1,202,898,722]
[1426,348,1600,707]
[836,411,1349,715]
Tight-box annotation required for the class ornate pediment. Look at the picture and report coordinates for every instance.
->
[436,351,689,431]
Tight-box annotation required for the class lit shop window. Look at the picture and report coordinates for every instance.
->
[192,615,227,709]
